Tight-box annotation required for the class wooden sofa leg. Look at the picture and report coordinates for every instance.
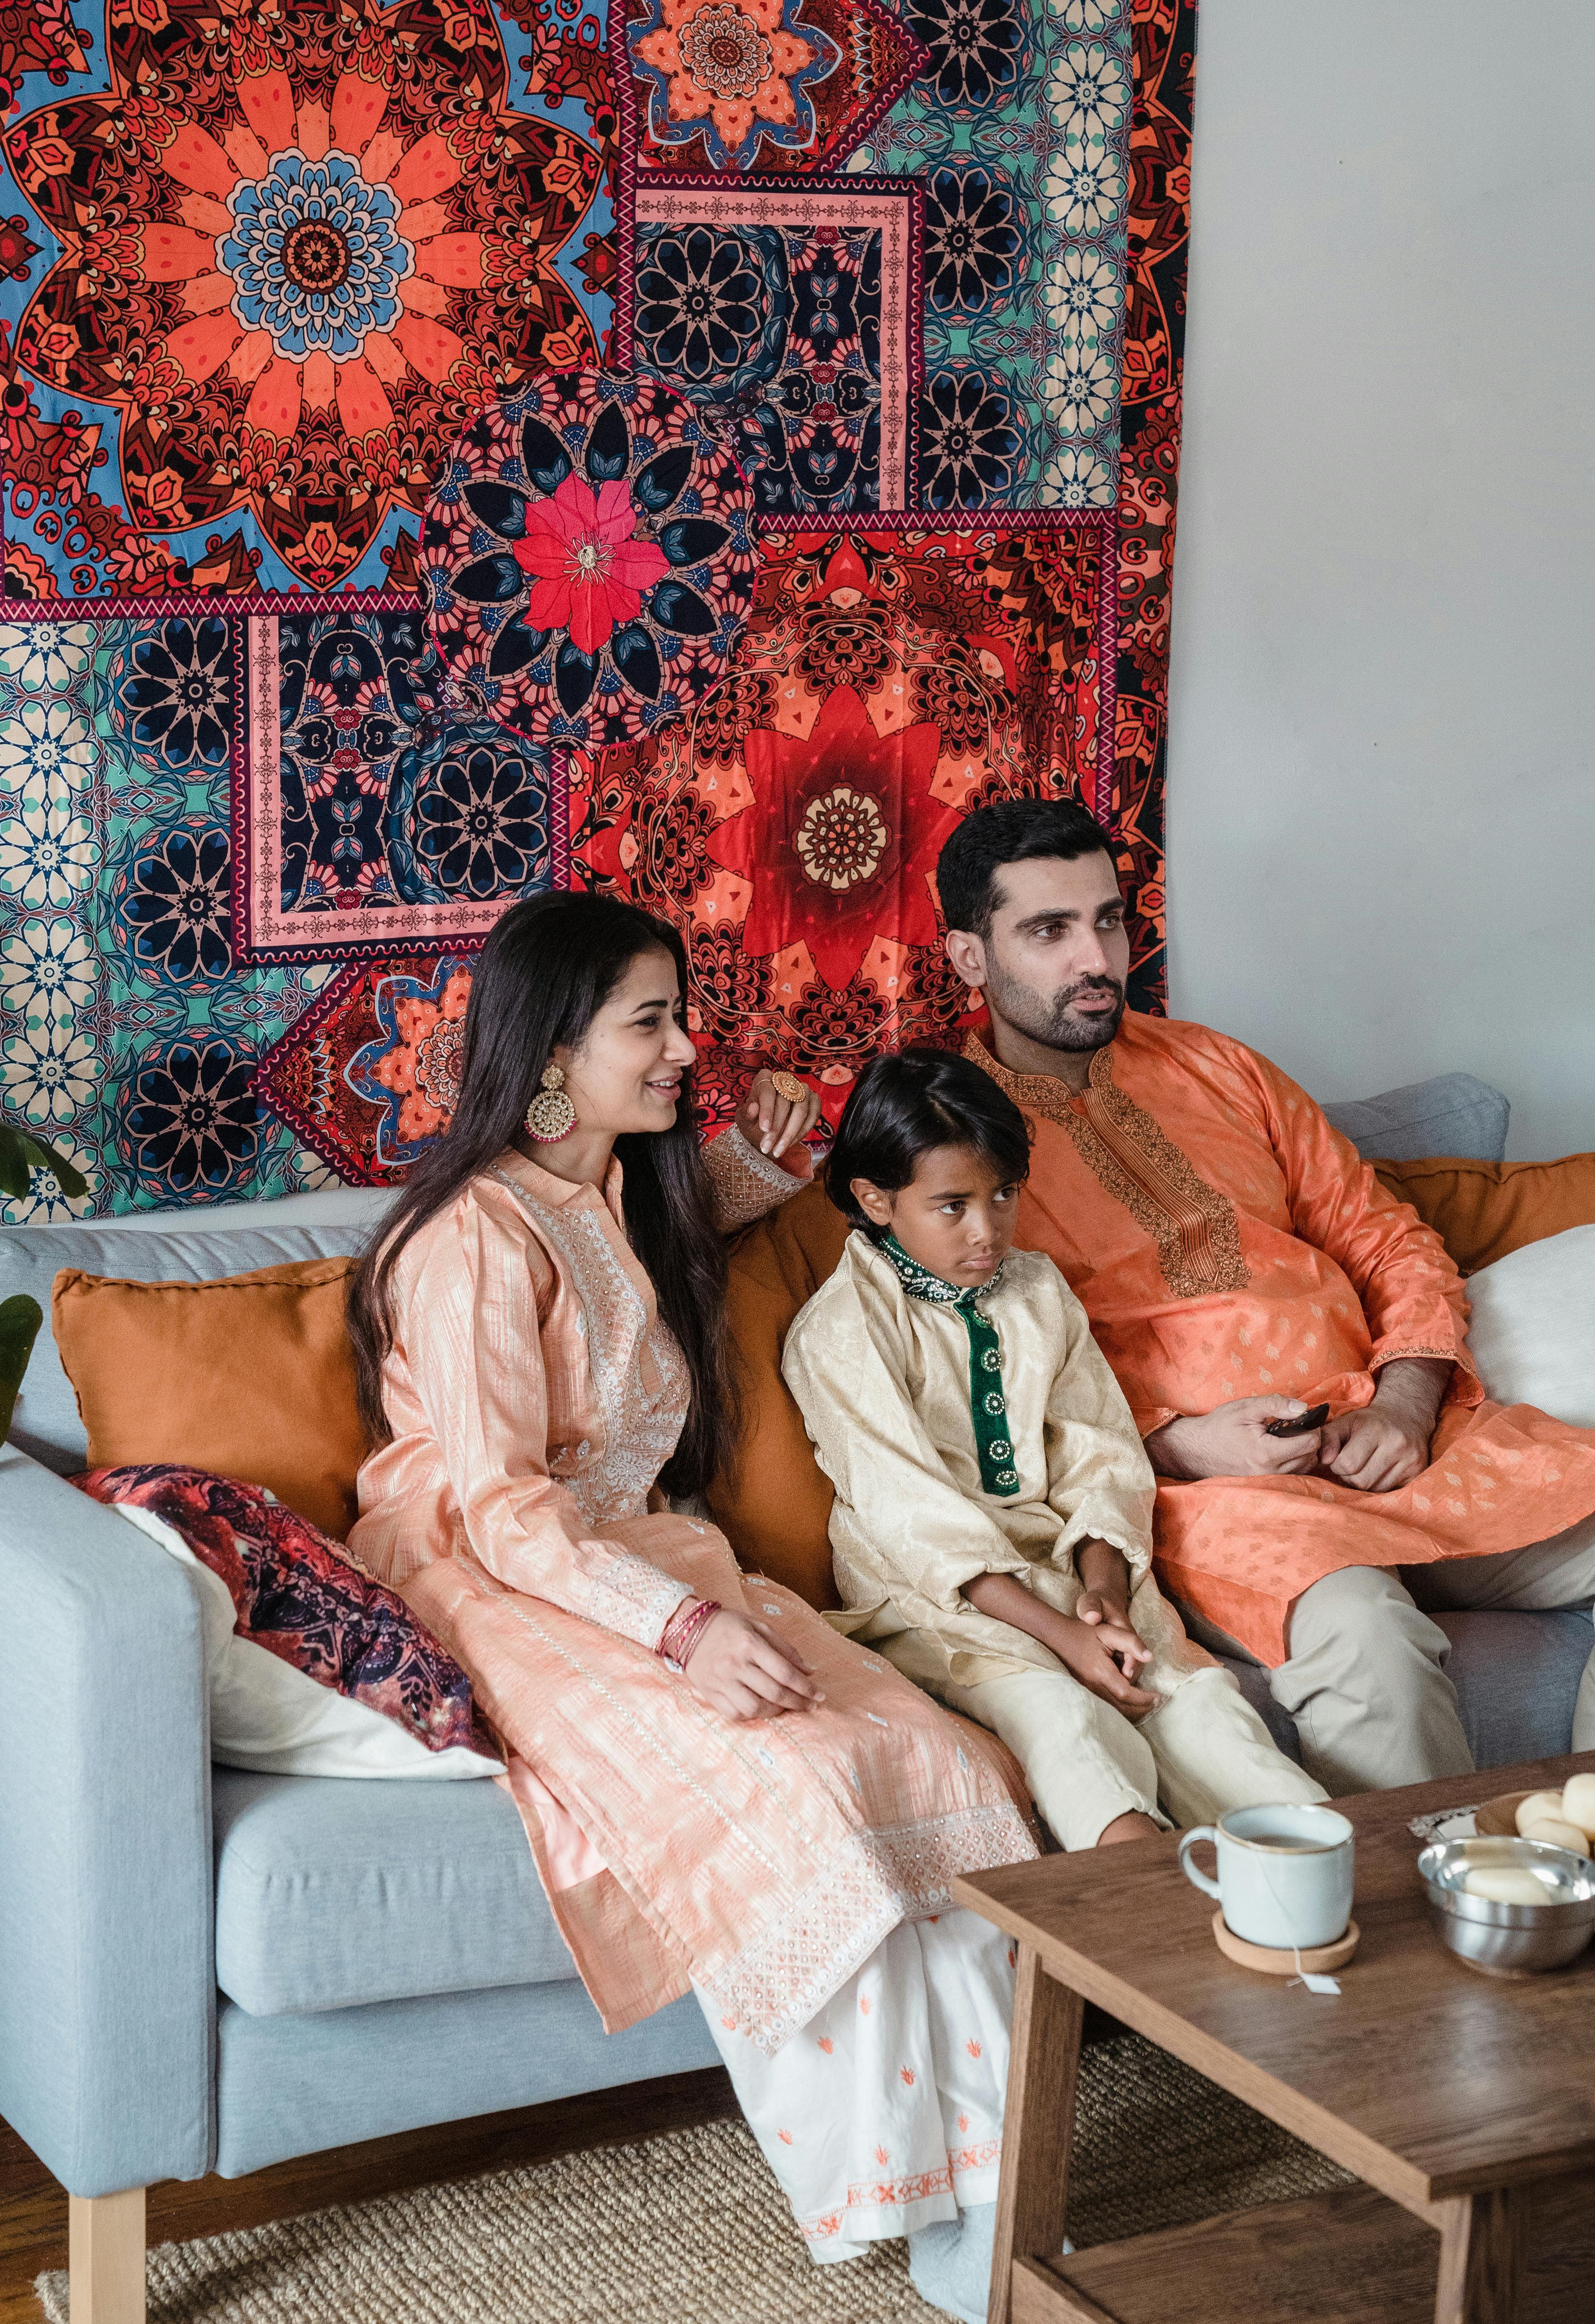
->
[68,2187,146,2324]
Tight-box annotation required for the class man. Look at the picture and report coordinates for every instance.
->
[936,796,1595,1794]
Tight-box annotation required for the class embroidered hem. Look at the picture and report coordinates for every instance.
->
[800,2139,1004,2244]
[702,1803,1035,2056]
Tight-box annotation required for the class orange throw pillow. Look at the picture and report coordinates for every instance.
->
[710,1179,850,1609]
[52,1257,366,1541]
[1372,1153,1595,1276]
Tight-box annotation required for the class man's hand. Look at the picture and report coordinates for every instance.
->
[1145,1398,1324,1481]
[684,1609,825,1722]
[1317,1356,1450,1492]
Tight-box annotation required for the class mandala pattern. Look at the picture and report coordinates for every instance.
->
[238,609,556,958]
[0,620,333,1218]
[423,369,756,748]
[0,0,610,597]
[849,0,1131,506]
[632,177,920,513]
[254,948,476,1181]
[625,0,928,174]
[568,520,1108,1120]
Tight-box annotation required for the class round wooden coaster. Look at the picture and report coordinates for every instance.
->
[1476,1791,1533,1839]
[1211,1910,1360,1975]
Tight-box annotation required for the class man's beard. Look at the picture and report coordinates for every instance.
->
[985,961,1126,1054]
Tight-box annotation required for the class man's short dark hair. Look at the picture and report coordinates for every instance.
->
[936,798,1116,939]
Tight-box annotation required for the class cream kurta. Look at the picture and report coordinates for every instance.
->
[350,1138,1035,2056]
[782,1234,1209,1692]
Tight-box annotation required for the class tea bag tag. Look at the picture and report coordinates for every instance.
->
[1291,1970,1342,1997]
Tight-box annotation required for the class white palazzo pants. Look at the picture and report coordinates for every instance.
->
[695,1906,1014,2258]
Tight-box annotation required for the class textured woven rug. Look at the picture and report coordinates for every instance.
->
[37,2036,1353,2324]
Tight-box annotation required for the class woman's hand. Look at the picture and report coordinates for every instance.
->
[741,1069,823,1160]
[684,1608,827,1722]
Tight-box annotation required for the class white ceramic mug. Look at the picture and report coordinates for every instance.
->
[1178,1803,1355,1950]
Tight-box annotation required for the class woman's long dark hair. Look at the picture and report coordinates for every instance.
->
[348,893,734,1497]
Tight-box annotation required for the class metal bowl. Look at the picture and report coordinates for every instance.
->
[1418,1836,1595,1976]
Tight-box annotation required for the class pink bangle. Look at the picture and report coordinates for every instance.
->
[659,1598,720,1668]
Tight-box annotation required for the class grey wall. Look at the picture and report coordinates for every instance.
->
[1164,0,1595,1161]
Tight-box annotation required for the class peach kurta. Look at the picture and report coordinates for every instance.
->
[350,1138,1034,2054]
[968,1018,1595,1666]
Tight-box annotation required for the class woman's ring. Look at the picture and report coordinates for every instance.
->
[769,1071,807,1104]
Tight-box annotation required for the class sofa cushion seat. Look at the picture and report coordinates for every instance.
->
[213,1767,572,2017]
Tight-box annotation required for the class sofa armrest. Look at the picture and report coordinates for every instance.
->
[0,1444,214,2194]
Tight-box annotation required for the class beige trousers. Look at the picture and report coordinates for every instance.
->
[1182,1511,1595,1798]
[938,1663,1327,1850]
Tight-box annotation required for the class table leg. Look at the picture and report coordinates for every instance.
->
[986,1945,1084,2324]
[1433,2187,1527,2324]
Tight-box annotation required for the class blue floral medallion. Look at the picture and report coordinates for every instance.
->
[222,152,414,364]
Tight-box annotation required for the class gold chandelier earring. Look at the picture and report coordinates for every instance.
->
[524,1062,577,1143]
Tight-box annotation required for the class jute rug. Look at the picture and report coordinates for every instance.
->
[37,2036,1353,2323]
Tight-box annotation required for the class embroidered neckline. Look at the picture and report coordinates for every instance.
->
[879,1232,1005,1308]
[878,1234,1019,1498]
[963,1031,1250,1302]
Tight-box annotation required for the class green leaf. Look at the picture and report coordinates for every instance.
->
[0,1118,88,1200]
[19,1131,88,1198]
[0,1139,30,1200]
[0,1292,42,1440]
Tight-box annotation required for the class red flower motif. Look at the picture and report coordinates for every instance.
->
[816,2036,834,2054]
[707,684,946,989]
[513,475,671,656]
[899,2065,916,2087]
[966,2038,982,2060]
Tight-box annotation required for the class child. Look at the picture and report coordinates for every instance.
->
[782,1049,1325,1847]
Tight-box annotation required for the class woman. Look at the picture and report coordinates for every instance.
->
[347,894,1035,2321]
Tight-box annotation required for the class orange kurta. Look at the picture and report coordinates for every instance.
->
[349,1142,1034,2053]
[968,1018,1595,1665]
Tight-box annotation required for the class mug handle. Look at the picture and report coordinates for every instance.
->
[1177,1826,1222,1902]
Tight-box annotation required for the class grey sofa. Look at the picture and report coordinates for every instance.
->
[0,1070,1586,2324]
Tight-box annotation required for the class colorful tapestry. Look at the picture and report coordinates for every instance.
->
[0,0,1194,1216]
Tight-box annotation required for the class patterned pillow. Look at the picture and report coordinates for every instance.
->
[75,1463,498,1769]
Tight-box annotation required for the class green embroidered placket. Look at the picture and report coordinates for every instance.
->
[880,1233,1020,1498]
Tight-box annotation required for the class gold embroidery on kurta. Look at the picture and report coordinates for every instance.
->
[965,1035,1250,1300]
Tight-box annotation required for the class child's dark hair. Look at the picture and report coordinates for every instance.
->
[825,1048,1031,1235]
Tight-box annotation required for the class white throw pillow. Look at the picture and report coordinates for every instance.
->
[114,1503,502,1779]
[1463,1225,1595,1427]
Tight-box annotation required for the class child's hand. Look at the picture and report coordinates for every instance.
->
[1054,1606,1159,1717]
[1076,1589,1148,1663]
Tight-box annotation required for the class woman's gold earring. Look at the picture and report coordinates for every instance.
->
[524,1062,577,1144]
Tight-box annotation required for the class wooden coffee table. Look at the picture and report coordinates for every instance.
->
[954,1754,1595,2324]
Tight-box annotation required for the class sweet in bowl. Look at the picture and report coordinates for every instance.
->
[1418,1836,1595,1978]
